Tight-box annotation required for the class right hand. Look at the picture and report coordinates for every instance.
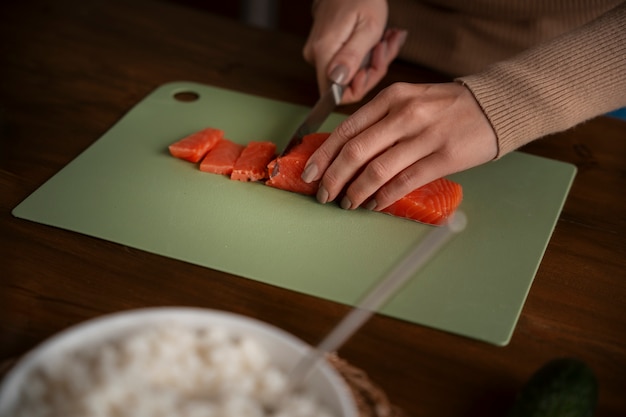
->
[303,0,407,104]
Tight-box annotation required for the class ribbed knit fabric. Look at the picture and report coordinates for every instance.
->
[388,0,626,157]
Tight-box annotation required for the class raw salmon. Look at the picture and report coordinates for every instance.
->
[381,178,463,225]
[231,141,277,182]
[168,127,224,163]
[266,133,330,195]
[168,127,463,225]
[199,138,245,175]
[267,132,462,225]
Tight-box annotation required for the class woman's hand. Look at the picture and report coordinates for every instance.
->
[303,0,407,104]
[301,82,499,210]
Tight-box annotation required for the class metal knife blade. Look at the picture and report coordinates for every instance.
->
[279,82,344,158]
[271,51,371,178]
[269,83,343,178]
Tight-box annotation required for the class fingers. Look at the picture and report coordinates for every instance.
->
[301,91,393,197]
[341,129,437,209]
[318,119,399,206]
[341,28,408,104]
[304,83,420,206]
[302,82,499,212]
[366,152,453,211]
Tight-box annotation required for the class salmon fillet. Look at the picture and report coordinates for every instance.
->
[381,178,463,225]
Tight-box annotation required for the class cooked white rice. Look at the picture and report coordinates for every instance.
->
[10,324,336,417]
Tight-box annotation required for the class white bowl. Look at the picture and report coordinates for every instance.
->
[0,307,358,417]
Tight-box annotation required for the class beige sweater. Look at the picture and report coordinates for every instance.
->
[388,0,626,156]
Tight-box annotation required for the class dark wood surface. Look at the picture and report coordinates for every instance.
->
[1,1,625,416]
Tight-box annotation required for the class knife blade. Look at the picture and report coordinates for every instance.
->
[269,82,343,179]
[271,52,373,179]
[279,82,344,158]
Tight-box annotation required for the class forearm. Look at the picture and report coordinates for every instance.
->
[457,2,626,157]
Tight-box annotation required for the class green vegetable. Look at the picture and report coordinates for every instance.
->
[507,358,598,417]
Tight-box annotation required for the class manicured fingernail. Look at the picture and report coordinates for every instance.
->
[329,64,349,85]
[364,199,377,211]
[317,185,329,204]
[340,196,352,210]
[301,163,318,183]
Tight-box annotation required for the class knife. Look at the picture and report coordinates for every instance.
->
[268,82,343,179]
[271,53,372,178]
[277,82,344,159]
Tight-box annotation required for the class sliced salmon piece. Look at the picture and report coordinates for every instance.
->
[381,178,463,225]
[266,133,330,195]
[231,141,277,182]
[168,127,224,163]
[199,138,245,175]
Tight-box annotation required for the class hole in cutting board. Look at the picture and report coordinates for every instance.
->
[173,91,200,102]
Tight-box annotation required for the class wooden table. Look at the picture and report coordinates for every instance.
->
[1,1,625,416]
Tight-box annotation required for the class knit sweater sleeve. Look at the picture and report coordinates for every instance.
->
[456,2,626,157]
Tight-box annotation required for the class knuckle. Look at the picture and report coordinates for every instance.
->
[393,169,415,190]
[366,158,391,182]
[305,37,331,63]
[396,99,427,124]
[341,139,367,162]
[313,143,334,162]
[378,83,414,109]
[385,82,410,97]
[335,117,361,141]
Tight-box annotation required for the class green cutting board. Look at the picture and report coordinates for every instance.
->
[12,81,576,346]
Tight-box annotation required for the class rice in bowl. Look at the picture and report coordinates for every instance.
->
[0,308,358,417]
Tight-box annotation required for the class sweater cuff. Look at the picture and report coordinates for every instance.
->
[456,2,626,158]
[455,68,546,158]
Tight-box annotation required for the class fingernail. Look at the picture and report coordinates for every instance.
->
[329,64,349,85]
[301,163,318,183]
[340,196,352,210]
[317,185,329,204]
[364,199,377,211]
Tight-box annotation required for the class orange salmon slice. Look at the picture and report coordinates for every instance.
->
[168,127,224,163]
[231,141,277,182]
[200,138,245,175]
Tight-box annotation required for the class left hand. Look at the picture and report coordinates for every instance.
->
[301,82,499,210]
